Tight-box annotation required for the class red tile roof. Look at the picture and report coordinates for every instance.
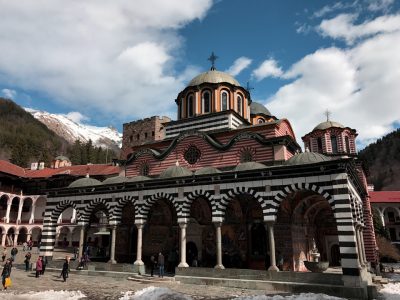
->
[369,191,400,203]
[0,160,120,179]
[0,160,26,177]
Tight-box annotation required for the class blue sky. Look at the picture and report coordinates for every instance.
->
[1,0,400,147]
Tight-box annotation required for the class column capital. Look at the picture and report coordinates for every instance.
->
[178,222,187,229]
[264,221,275,226]
[136,223,144,230]
[213,221,223,228]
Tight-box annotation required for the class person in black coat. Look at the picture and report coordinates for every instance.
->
[61,257,70,282]
[1,259,12,290]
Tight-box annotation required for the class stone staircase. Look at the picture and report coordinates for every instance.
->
[371,275,389,284]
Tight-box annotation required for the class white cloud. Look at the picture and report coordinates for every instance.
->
[1,88,17,99]
[65,112,89,124]
[0,0,213,120]
[319,13,400,44]
[225,57,252,76]
[367,0,394,12]
[252,59,283,81]
[264,14,400,148]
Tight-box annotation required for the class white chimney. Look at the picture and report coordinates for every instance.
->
[39,162,45,170]
[31,162,38,170]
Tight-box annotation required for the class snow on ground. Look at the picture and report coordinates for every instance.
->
[119,286,191,300]
[379,282,400,300]
[0,290,85,300]
[234,293,345,300]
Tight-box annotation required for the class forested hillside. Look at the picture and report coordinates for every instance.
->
[359,128,400,190]
[0,98,117,167]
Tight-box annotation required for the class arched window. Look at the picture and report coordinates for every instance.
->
[187,94,194,117]
[202,91,211,114]
[237,95,243,115]
[317,137,323,153]
[345,136,351,153]
[331,135,338,154]
[221,91,229,111]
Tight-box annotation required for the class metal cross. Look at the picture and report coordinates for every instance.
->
[246,81,254,92]
[324,109,331,121]
[208,51,218,70]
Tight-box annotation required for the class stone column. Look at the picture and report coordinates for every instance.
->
[13,233,19,246]
[178,222,189,267]
[27,233,31,243]
[355,226,364,268]
[5,199,11,223]
[1,233,6,247]
[58,213,63,224]
[109,225,117,264]
[68,231,73,248]
[17,201,23,224]
[78,225,86,259]
[214,222,224,269]
[71,209,76,223]
[29,204,36,224]
[133,224,145,274]
[358,227,368,266]
[266,222,279,271]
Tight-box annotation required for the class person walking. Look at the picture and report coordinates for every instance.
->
[2,259,12,290]
[158,252,164,278]
[35,256,43,278]
[1,247,6,262]
[150,255,157,277]
[10,246,18,262]
[41,256,47,275]
[24,252,32,271]
[61,256,70,282]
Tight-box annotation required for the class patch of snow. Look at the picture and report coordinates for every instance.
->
[379,282,400,300]
[0,290,86,300]
[119,286,192,300]
[234,293,345,300]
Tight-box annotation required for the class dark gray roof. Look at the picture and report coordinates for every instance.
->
[127,175,151,182]
[55,155,70,161]
[102,176,129,185]
[313,121,345,131]
[160,166,193,178]
[188,70,240,87]
[194,167,222,176]
[234,162,267,172]
[68,177,101,188]
[250,102,271,116]
[285,152,331,166]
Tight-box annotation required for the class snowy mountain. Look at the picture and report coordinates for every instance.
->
[25,108,122,150]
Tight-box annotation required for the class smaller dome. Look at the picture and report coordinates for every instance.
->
[55,155,70,161]
[313,121,345,131]
[250,102,271,116]
[68,177,101,188]
[234,162,267,172]
[127,175,151,182]
[285,152,330,166]
[188,70,240,87]
[194,167,222,176]
[160,166,193,178]
[102,176,128,185]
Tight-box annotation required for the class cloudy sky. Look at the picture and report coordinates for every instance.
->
[1,0,399,148]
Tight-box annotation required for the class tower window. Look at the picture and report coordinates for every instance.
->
[221,91,229,111]
[152,131,155,137]
[237,95,243,115]
[331,135,338,154]
[345,136,351,153]
[187,94,194,117]
[145,132,148,138]
[137,134,140,140]
[202,90,211,114]
[317,137,323,153]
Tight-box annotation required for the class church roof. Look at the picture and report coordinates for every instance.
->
[68,177,102,188]
[194,166,222,176]
[313,120,345,131]
[250,102,271,116]
[54,155,70,161]
[234,161,267,172]
[188,70,240,87]
[102,176,128,185]
[128,175,151,182]
[160,165,193,178]
[285,152,331,166]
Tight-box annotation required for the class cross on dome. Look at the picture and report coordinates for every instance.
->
[324,109,332,122]
[208,51,218,70]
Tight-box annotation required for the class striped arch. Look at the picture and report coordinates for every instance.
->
[183,189,215,218]
[219,187,265,220]
[111,195,139,224]
[50,200,81,223]
[140,192,179,221]
[270,183,333,218]
[82,198,112,224]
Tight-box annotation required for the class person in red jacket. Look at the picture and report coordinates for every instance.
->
[35,256,43,278]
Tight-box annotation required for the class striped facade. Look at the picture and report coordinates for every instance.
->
[43,159,370,277]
